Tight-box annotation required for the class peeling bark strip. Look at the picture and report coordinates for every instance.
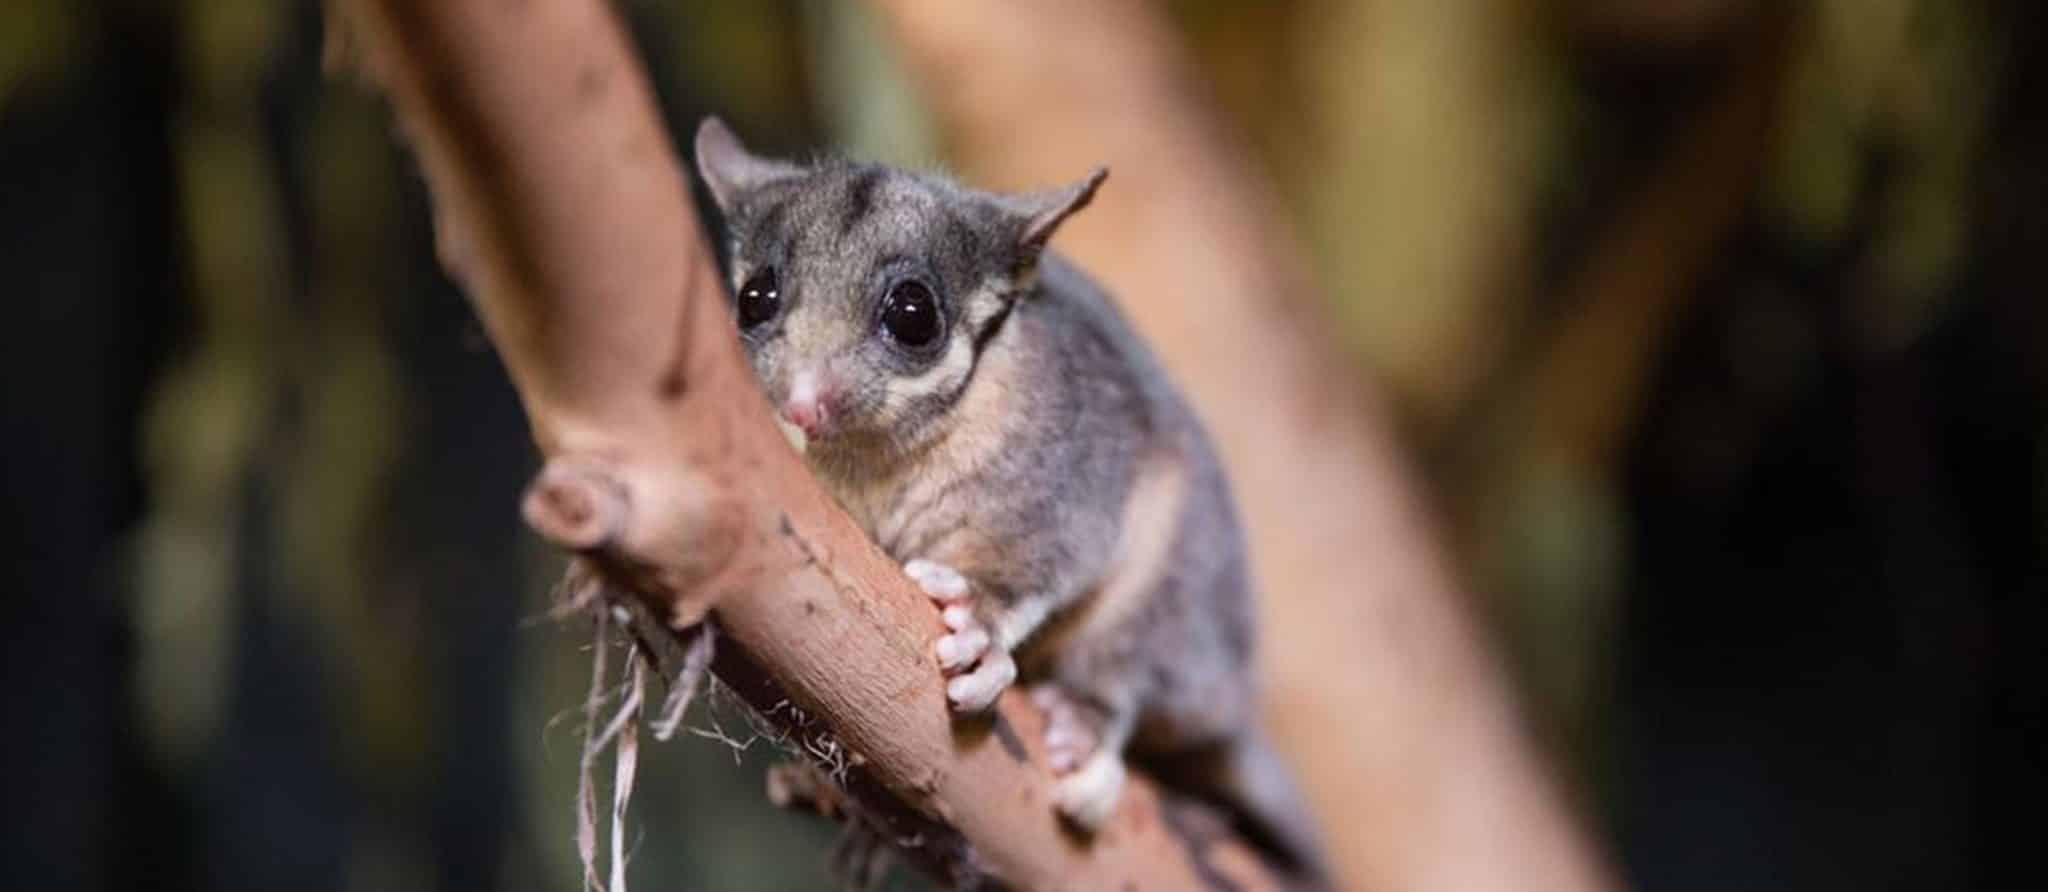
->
[330,1,1284,888]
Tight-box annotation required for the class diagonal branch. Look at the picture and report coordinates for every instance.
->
[332,0,1282,889]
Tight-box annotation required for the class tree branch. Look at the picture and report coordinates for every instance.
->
[863,2,1617,889]
[333,0,1282,888]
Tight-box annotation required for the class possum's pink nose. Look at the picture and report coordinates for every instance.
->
[781,398,831,436]
[780,370,839,437]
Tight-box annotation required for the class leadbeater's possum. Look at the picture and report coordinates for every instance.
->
[693,117,1327,880]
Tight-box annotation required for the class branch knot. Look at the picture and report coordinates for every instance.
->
[524,458,631,551]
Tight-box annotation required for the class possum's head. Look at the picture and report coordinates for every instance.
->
[692,117,1103,458]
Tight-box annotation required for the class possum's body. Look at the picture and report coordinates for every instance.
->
[693,117,1327,881]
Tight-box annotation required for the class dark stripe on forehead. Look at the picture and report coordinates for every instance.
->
[841,168,885,233]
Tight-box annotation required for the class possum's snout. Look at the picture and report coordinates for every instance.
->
[779,367,844,438]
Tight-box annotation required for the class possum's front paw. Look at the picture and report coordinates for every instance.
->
[905,559,1016,714]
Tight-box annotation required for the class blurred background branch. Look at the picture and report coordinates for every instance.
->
[864,2,1611,889]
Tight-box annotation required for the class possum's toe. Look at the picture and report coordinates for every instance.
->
[934,603,995,674]
[1053,752,1127,832]
[903,559,970,602]
[945,649,1015,713]
[934,620,990,672]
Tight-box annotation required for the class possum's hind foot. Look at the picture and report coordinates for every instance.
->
[1032,686,1097,773]
[1032,685,1131,832]
[1054,751,1127,831]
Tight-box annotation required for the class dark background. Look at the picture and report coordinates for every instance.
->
[3,1,2041,889]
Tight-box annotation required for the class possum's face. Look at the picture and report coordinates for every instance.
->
[716,164,1014,452]
[692,118,1101,458]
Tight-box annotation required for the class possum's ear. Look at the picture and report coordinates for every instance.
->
[1001,167,1108,265]
[694,117,802,217]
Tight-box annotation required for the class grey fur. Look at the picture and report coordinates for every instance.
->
[693,118,1327,881]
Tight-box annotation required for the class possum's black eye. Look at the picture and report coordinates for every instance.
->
[737,267,780,330]
[880,280,941,349]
